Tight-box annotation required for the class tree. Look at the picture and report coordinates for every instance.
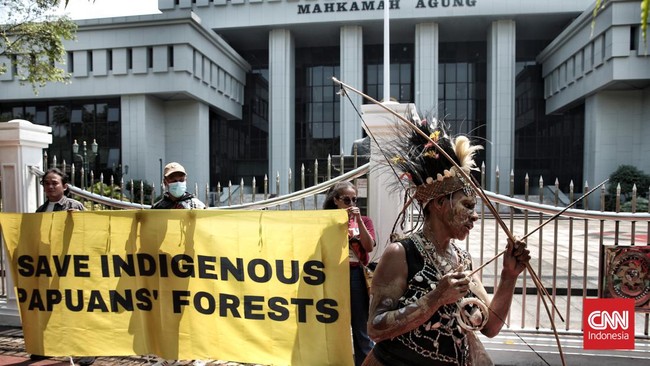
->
[0,0,77,93]
[605,165,650,211]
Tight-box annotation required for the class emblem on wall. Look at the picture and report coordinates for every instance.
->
[601,245,650,311]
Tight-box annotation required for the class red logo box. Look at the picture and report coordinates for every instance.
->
[583,298,635,349]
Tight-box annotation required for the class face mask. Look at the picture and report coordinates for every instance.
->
[168,181,186,198]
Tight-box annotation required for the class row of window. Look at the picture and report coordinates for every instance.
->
[0,100,122,185]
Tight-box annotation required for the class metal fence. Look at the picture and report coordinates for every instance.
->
[2,158,650,340]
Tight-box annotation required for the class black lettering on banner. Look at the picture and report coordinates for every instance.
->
[316,298,339,323]
[66,289,85,311]
[244,295,265,320]
[268,296,290,321]
[219,293,241,318]
[159,253,169,277]
[28,289,44,310]
[16,288,26,303]
[17,256,34,276]
[248,259,272,283]
[173,290,191,313]
[88,290,109,312]
[113,254,136,276]
[196,255,218,280]
[221,257,245,281]
[111,289,134,311]
[193,291,216,314]
[17,255,90,277]
[171,254,194,278]
[135,288,153,311]
[137,253,157,276]
[101,255,110,277]
[73,255,90,277]
[291,298,314,323]
[276,259,299,284]
[303,260,326,285]
[46,289,62,311]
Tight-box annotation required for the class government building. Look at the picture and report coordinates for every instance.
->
[1,0,648,196]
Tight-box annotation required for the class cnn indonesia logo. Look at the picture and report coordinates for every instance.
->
[583,298,635,349]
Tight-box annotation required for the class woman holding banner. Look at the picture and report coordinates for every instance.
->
[323,181,376,366]
[362,119,529,366]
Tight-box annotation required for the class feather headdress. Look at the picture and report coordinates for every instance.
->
[387,113,483,209]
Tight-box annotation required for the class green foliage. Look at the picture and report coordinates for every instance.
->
[605,165,650,210]
[125,179,157,203]
[0,0,77,93]
[621,197,649,212]
[89,181,127,200]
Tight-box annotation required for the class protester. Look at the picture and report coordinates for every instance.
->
[36,167,85,212]
[323,181,375,365]
[34,168,95,365]
[152,162,205,209]
[363,118,530,366]
[150,162,205,366]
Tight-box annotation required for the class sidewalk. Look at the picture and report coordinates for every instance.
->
[0,326,253,366]
[2,325,649,366]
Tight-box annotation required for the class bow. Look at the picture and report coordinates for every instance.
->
[332,77,570,366]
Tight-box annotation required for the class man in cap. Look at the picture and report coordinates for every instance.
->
[152,162,206,209]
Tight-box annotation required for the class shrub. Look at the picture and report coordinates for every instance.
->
[605,165,650,210]
[125,179,157,203]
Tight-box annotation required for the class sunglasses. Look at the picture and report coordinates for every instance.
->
[337,196,357,205]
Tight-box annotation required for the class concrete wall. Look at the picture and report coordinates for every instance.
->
[583,89,650,208]
[538,0,650,113]
[0,12,250,120]
[164,100,210,194]
[165,0,592,28]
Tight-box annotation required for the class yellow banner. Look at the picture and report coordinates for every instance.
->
[0,210,352,365]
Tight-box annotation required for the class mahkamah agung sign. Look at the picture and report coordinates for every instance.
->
[0,209,352,365]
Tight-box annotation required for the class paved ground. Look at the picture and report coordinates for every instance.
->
[1,325,649,366]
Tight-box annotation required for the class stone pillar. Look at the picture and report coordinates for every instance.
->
[415,22,439,112]
[269,29,295,194]
[340,25,364,154]
[486,20,516,192]
[0,119,52,326]
[361,102,415,256]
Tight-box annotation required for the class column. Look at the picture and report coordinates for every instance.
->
[361,102,416,256]
[269,29,295,194]
[0,119,52,326]
[414,23,439,112]
[121,95,166,186]
[340,25,364,154]
[486,20,516,192]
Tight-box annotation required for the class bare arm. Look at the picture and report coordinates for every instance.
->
[349,208,375,253]
[367,242,470,342]
[480,238,530,338]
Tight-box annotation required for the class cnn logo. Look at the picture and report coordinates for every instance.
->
[583,298,634,350]
[587,310,629,330]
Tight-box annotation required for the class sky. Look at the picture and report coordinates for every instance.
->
[58,0,161,20]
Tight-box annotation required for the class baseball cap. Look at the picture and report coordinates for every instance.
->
[163,162,186,177]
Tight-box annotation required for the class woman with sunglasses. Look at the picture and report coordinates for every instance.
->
[323,181,376,365]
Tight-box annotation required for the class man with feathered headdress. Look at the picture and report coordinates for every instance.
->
[362,117,530,366]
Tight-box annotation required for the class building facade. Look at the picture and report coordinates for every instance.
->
[1,0,648,196]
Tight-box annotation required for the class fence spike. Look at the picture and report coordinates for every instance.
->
[240,178,244,204]
[252,177,257,203]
